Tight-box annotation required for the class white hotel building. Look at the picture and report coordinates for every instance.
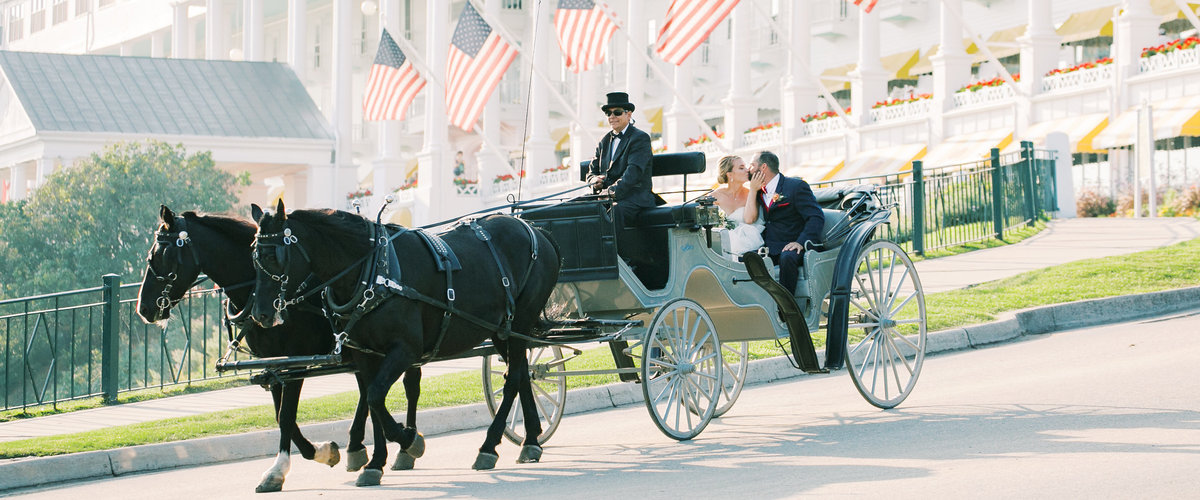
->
[1,0,1199,225]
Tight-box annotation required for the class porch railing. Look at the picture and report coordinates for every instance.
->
[868,98,932,124]
[1041,63,1114,93]
[952,85,1015,108]
[1139,45,1200,73]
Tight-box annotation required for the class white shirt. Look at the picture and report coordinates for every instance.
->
[762,174,781,207]
[609,124,629,164]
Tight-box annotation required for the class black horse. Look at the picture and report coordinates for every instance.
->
[135,206,423,492]
[248,200,561,476]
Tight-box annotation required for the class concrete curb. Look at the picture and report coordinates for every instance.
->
[3,285,1199,492]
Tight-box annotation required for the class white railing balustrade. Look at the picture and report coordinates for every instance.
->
[952,85,1015,108]
[683,140,723,155]
[1041,64,1114,92]
[742,127,783,149]
[486,179,519,200]
[455,182,480,196]
[1139,46,1200,73]
[393,188,416,204]
[345,195,374,212]
[868,99,932,124]
[803,117,847,136]
[538,169,573,187]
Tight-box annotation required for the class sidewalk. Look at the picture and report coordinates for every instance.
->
[1,217,1197,444]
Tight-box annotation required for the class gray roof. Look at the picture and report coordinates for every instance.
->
[0,51,334,140]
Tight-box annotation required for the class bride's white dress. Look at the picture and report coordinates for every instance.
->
[725,207,765,255]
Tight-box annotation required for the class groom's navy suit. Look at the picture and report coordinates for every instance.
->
[758,174,825,295]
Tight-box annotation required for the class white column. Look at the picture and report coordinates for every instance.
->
[476,0,503,185]
[35,158,54,186]
[624,0,646,125]
[722,3,755,152]
[287,0,306,81]
[525,1,555,189]
[416,0,451,225]
[11,163,29,200]
[171,2,192,58]
[571,70,600,167]
[371,0,405,212]
[151,31,166,58]
[664,60,697,151]
[1018,0,1059,100]
[244,0,264,61]
[330,0,354,208]
[781,1,816,152]
[930,0,972,143]
[1113,0,1158,111]
[850,7,886,131]
[205,0,227,59]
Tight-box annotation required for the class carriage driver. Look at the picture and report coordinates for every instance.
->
[586,91,656,229]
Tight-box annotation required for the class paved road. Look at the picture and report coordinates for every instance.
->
[11,309,1199,498]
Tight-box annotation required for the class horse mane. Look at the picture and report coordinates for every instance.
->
[180,211,257,240]
[288,209,373,255]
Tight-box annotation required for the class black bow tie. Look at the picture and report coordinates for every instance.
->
[612,131,623,138]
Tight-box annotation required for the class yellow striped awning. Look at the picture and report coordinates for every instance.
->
[824,143,927,181]
[646,106,664,135]
[974,24,1028,62]
[910,39,980,75]
[881,50,921,80]
[921,129,1014,168]
[1056,7,1115,44]
[1019,113,1110,154]
[820,63,856,92]
[1091,95,1200,149]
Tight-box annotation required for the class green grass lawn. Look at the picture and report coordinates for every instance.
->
[2,231,1199,459]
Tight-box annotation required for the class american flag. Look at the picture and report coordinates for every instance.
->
[555,0,617,73]
[445,2,518,131]
[654,0,740,66]
[362,29,426,121]
[1,180,8,203]
[849,0,879,13]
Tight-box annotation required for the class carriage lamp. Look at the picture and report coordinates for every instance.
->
[694,196,720,247]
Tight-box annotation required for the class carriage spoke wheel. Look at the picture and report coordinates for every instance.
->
[641,298,722,440]
[845,240,927,409]
[482,346,567,445]
[690,341,748,418]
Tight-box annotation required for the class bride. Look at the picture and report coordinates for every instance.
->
[711,155,764,256]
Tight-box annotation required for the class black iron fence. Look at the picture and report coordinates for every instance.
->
[0,275,252,412]
[813,141,1059,255]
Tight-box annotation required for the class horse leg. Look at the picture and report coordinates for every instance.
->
[474,345,527,471]
[344,384,370,472]
[363,346,418,447]
[256,382,292,493]
[279,380,340,467]
[391,366,424,471]
[513,343,544,464]
[351,368,390,487]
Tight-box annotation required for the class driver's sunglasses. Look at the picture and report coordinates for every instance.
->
[604,108,626,117]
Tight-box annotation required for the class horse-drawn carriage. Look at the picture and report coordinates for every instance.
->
[138,150,927,491]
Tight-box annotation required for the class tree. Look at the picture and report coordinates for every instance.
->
[0,141,247,298]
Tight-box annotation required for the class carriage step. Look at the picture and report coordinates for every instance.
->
[740,252,827,374]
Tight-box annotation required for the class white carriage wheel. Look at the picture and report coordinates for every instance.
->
[641,298,722,441]
[482,345,567,445]
[845,240,927,409]
[689,341,748,418]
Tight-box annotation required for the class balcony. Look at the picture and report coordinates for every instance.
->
[538,168,573,187]
[952,85,1015,109]
[683,140,724,156]
[878,0,928,23]
[869,98,932,124]
[1041,63,1113,93]
[1139,45,1200,74]
[803,116,848,136]
[742,126,783,150]
[811,0,856,39]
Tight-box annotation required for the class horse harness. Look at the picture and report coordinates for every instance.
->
[254,217,542,363]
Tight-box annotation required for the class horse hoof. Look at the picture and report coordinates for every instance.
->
[345,448,369,472]
[391,452,416,471]
[255,473,284,493]
[472,452,499,470]
[314,441,341,467]
[517,445,543,464]
[355,468,383,487]
[404,432,426,459]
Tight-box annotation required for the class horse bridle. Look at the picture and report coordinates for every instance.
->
[147,217,202,315]
[253,224,317,314]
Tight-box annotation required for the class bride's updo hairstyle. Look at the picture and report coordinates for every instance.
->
[716,155,741,184]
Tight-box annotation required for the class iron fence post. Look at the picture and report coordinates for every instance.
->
[990,148,1004,239]
[101,274,121,402]
[1020,141,1037,226]
[912,160,925,256]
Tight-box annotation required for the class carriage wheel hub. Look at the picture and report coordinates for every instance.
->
[879,318,896,329]
[678,360,694,374]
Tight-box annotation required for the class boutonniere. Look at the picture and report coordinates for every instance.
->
[771,193,786,205]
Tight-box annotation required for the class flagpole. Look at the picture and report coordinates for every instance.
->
[383,29,519,175]
[465,0,600,148]
[598,2,733,155]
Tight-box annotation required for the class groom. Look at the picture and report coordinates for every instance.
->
[751,150,825,295]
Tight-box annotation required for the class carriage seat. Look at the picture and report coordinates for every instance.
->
[812,184,874,209]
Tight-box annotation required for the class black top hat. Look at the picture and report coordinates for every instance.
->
[601,91,635,112]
